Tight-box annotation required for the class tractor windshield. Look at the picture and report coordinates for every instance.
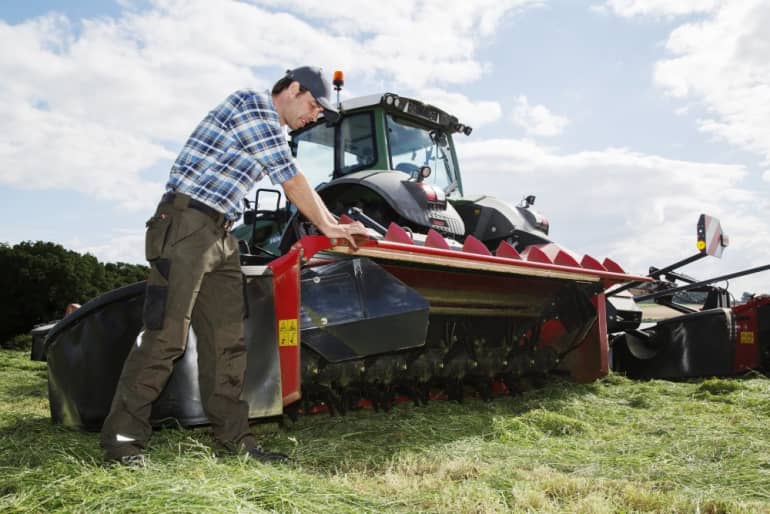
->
[386,114,459,195]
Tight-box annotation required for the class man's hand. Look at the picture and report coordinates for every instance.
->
[283,173,371,249]
[318,220,369,249]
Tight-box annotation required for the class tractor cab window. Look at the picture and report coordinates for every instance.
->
[386,114,459,195]
[339,112,376,175]
[292,122,335,187]
[291,112,376,187]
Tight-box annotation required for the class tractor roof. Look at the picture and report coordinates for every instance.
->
[339,93,388,111]
[335,93,472,135]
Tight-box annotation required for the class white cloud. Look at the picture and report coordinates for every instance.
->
[248,0,542,55]
[596,0,720,18]
[457,137,770,295]
[598,1,770,168]
[655,1,770,164]
[511,96,569,137]
[243,0,544,88]
[417,88,502,129]
[0,101,170,210]
[69,230,146,266]
[0,0,542,212]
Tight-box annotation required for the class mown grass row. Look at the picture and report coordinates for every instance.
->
[1,349,769,513]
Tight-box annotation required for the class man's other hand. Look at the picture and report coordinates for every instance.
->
[319,220,369,249]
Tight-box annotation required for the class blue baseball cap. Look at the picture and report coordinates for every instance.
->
[285,66,339,122]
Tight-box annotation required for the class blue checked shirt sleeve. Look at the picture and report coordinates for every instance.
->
[228,96,299,185]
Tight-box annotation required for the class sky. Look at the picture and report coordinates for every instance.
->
[1,0,769,297]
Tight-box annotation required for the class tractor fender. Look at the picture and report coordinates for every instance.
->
[318,170,466,236]
[452,195,551,248]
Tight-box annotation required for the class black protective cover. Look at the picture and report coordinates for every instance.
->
[30,322,56,361]
[45,275,282,431]
[611,308,734,379]
[299,258,429,362]
[453,195,550,248]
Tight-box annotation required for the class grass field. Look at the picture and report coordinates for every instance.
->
[1,348,769,513]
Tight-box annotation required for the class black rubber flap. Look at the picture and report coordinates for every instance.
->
[299,257,429,362]
[45,276,281,430]
[612,308,734,379]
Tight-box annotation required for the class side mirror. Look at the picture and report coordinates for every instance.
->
[243,189,284,225]
[416,166,432,183]
[522,195,536,208]
[256,189,281,213]
[697,214,729,258]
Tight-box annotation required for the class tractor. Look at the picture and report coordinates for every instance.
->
[39,87,646,429]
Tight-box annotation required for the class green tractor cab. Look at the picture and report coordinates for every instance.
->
[238,93,551,258]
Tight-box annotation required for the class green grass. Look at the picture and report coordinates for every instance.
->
[2,349,769,513]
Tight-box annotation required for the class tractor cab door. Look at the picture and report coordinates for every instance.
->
[290,111,379,186]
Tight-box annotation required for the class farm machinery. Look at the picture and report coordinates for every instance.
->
[609,215,770,379]
[39,89,648,430]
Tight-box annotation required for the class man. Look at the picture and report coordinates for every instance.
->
[100,66,368,465]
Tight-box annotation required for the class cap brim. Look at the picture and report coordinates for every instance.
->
[317,97,340,123]
[322,109,340,123]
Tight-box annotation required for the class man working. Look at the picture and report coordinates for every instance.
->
[100,66,368,465]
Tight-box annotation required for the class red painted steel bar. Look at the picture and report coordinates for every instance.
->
[296,234,650,285]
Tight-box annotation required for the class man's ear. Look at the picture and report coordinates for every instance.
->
[287,81,301,96]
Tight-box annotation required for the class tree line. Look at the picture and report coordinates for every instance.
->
[0,241,148,344]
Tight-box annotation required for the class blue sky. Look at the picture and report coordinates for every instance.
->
[1,0,769,295]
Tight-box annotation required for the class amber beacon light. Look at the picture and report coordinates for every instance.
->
[333,70,344,89]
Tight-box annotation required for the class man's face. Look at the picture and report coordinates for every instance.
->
[284,84,324,130]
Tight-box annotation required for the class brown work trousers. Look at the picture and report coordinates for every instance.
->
[100,196,254,459]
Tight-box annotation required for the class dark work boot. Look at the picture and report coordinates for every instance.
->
[105,452,148,468]
[245,446,290,464]
[218,436,290,463]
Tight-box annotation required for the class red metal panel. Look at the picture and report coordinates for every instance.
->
[300,235,649,285]
[382,263,565,315]
[523,243,581,267]
[522,246,552,264]
[731,297,767,372]
[462,235,492,256]
[537,319,567,348]
[425,229,451,250]
[580,254,606,272]
[557,292,609,382]
[268,248,302,406]
[602,257,625,274]
[290,235,330,258]
[385,223,414,244]
[554,250,580,268]
[495,241,521,259]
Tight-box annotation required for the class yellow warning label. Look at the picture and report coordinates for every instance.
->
[278,319,298,347]
[739,331,755,345]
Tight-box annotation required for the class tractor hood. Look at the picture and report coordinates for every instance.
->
[320,170,466,237]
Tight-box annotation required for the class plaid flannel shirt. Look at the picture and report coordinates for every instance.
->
[166,89,299,221]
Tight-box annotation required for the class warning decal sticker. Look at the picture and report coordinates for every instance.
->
[278,319,298,347]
